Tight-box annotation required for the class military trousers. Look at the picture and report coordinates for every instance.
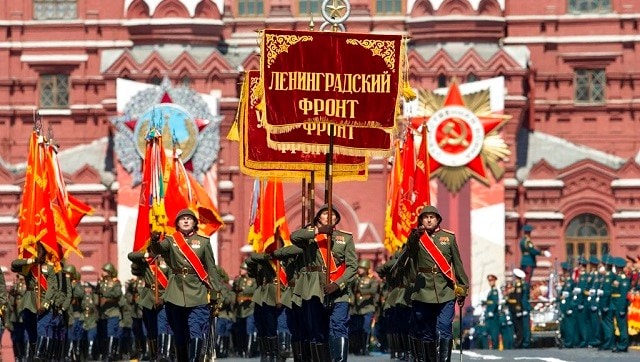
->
[254,303,278,338]
[165,303,209,347]
[485,317,500,349]
[411,299,455,341]
[286,303,306,343]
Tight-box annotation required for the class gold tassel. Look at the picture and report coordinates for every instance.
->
[403,82,416,101]
[226,120,240,141]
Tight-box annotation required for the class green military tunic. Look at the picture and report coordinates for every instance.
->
[273,244,304,309]
[611,268,630,352]
[98,274,122,319]
[290,227,357,303]
[81,286,99,331]
[599,269,614,350]
[406,227,469,304]
[150,232,222,307]
[249,253,279,307]
[352,273,380,315]
[128,251,171,310]
[10,259,60,314]
[232,274,257,319]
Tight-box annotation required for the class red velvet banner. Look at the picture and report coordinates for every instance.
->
[240,71,368,181]
[260,29,403,141]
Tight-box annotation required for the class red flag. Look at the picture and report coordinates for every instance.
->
[44,143,82,258]
[384,141,403,252]
[412,125,431,227]
[67,194,94,227]
[187,172,223,236]
[257,179,291,254]
[391,128,415,246]
[133,131,168,251]
[165,149,223,237]
[17,131,59,262]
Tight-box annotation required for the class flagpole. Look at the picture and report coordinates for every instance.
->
[301,178,307,228]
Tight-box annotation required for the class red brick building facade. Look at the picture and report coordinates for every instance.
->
[1,2,640,343]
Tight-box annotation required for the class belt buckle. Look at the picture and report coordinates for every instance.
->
[181,266,189,276]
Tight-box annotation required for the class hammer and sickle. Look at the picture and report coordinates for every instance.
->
[438,118,470,148]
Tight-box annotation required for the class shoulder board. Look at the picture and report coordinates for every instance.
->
[337,229,352,235]
[194,233,209,240]
[440,228,455,235]
[306,226,315,231]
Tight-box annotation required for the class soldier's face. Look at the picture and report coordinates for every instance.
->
[317,211,337,226]
[177,215,196,232]
[420,213,439,230]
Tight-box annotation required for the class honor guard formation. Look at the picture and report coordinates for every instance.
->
[3,210,640,362]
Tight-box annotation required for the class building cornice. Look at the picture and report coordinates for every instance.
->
[504,35,640,45]
[0,40,134,49]
[524,211,564,220]
[612,211,640,220]
[523,179,564,188]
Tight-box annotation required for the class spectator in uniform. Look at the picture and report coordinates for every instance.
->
[97,262,123,360]
[483,274,500,349]
[232,260,258,358]
[519,225,550,284]
[611,257,630,353]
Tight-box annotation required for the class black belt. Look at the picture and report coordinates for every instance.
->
[303,266,326,273]
[418,266,441,274]
[172,267,197,275]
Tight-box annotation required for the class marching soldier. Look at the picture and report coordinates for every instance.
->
[149,208,224,362]
[8,274,28,361]
[350,259,380,356]
[519,225,550,283]
[272,242,306,361]
[406,205,469,361]
[11,245,61,360]
[483,274,500,349]
[81,280,100,360]
[64,264,85,361]
[215,266,235,359]
[232,260,258,358]
[97,262,123,360]
[290,204,357,362]
[611,257,630,353]
[249,251,280,361]
[128,249,173,361]
[376,247,414,361]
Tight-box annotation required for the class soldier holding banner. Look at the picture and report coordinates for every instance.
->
[149,208,223,362]
[290,204,357,362]
[406,205,469,361]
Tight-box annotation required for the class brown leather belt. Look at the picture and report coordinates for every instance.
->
[237,296,253,302]
[418,266,441,274]
[172,267,197,275]
[303,266,326,273]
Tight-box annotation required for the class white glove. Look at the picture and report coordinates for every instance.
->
[469,328,475,335]
[522,311,529,316]
[562,291,569,298]
[487,312,494,318]
[597,289,604,297]
[589,289,595,296]
[543,250,551,258]
[572,287,581,295]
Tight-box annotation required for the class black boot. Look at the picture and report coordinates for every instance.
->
[361,333,370,355]
[175,344,188,362]
[220,336,230,358]
[437,338,453,362]
[302,342,313,362]
[330,337,348,362]
[106,336,119,361]
[313,343,330,362]
[267,336,279,362]
[189,338,205,362]
[65,340,76,361]
[13,340,26,362]
[157,334,171,362]
[148,338,158,360]
[87,340,97,361]
[34,336,50,362]
[258,337,268,362]
[291,341,303,362]
[247,332,259,358]
[423,340,437,362]
[277,332,290,361]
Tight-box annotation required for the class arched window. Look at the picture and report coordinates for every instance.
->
[437,74,447,88]
[564,213,609,261]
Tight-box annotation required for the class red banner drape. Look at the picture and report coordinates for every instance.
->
[260,29,403,134]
